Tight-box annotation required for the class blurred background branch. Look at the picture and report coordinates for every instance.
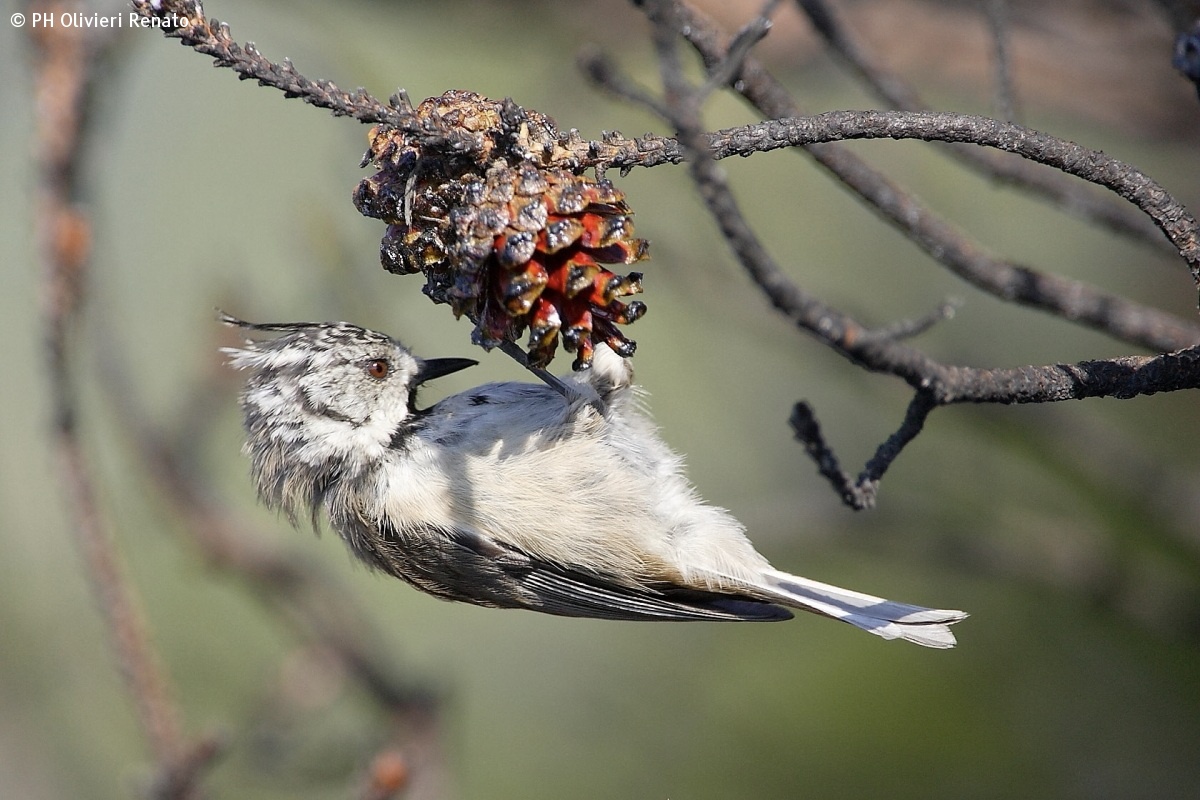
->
[27,3,212,796]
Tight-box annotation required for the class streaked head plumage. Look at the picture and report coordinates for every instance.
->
[220,313,474,523]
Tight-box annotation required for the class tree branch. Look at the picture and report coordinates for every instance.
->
[629,4,1200,353]
[133,0,1200,303]
[583,109,1200,286]
[132,0,406,125]
[621,0,1200,508]
[794,0,1168,249]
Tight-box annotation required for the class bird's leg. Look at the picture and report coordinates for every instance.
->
[497,341,605,413]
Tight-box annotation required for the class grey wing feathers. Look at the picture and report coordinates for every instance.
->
[375,520,791,622]
[518,565,794,622]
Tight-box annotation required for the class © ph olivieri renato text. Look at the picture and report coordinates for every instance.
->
[19,10,190,28]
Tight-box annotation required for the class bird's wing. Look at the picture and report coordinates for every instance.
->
[376,519,791,622]
[516,560,793,622]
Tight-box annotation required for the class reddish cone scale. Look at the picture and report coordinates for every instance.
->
[353,90,648,369]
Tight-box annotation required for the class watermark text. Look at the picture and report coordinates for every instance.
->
[11,11,191,29]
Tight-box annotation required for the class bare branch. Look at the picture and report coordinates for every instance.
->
[789,392,938,510]
[799,347,1200,510]
[607,7,1200,402]
[794,0,1168,249]
[131,0,406,126]
[788,400,862,507]
[658,110,1200,285]
[619,0,1200,508]
[793,0,925,109]
[587,9,1200,352]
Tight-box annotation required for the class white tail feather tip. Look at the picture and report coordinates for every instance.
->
[761,570,967,648]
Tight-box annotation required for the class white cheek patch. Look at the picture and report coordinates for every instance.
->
[294,416,391,471]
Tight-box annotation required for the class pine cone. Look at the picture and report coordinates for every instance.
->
[353,90,648,369]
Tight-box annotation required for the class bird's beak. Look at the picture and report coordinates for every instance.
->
[415,357,478,385]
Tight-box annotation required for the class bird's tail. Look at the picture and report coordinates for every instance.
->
[759,569,967,648]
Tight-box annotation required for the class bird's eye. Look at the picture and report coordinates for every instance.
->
[365,359,390,379]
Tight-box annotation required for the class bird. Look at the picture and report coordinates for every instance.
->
[222,314,966,648]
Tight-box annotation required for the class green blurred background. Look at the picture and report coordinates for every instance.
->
[3,0,1200,797]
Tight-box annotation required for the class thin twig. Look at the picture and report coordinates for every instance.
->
[794,0,924,108]
[577,46,671,116]
[857,390,937,495]
[789,391,938,510]
[132,0,406,126]
[697,0,781,99]
[860,299,960,344]
[787,401,859,506]
[982,0,1020,123]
